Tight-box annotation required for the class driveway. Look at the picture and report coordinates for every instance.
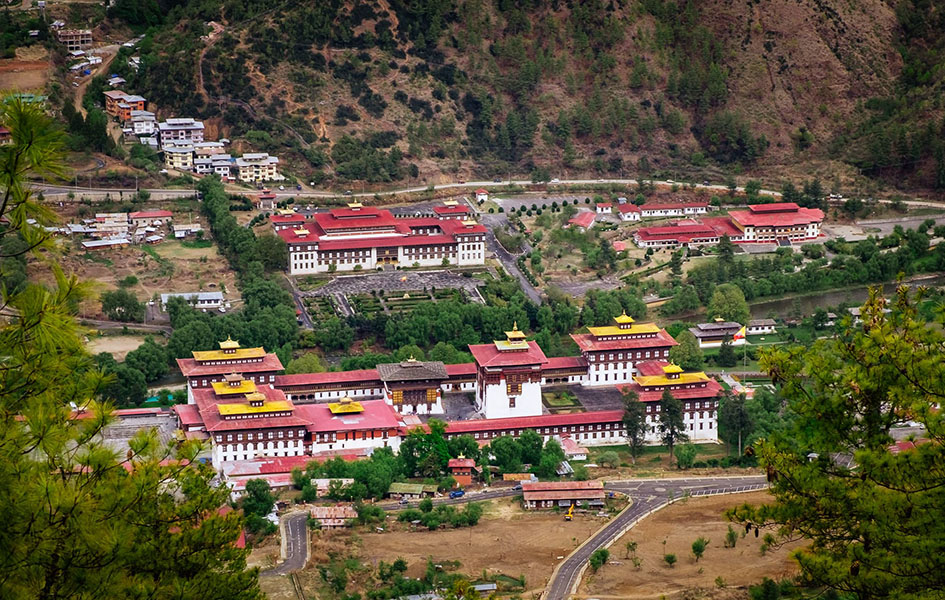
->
[262,511,309,576]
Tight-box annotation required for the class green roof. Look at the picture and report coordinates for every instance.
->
[388,482,437,495]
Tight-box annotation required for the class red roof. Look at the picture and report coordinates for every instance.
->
[433,205,470,215]
[475,188,488,194]
[192,384,310,432]
[568,212,595,229]
[275,369,381,388]
[635,360,670,376]
[129,210,172,219]
[444,409,625,435]
[729,205,824,228]
[634,220,718,242]
[571,328,678,353]
[271,214,306,223]
[596,202,612,208]
[523,489,605,501]
[523,480,602,492]
[541,356,588,371]
[559,435,588,456]
[295,400,402,433]
[612,241,626,251]
[445,363,477,377]
[448,457,477,469]
[468,340,548,368]
[701,216,744,238]
[748,202,800,213]
[314,208,399,231]
[619,379,723,402]
[641,201,708,211]
[177,353,284,377]
[221,455,314,477]
[174,403,203,427]
[618,203,640,213]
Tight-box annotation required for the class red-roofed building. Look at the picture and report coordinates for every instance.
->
[271,212,306,231]
[129,209,173,226]
[633,219,722,249]
[596,202,612,214]
[469,324,548,419]
[522,480,604,509]
[276,369,384,402]
[570,313,677,386]
[295,398,403,454]
[618,203,641,222]
[619,360,722,441]
[257,190,277,210]
[639,201,708,218]
[567,211,596,231]
[442,409,627,446]
[475,189,489,203]
[612,240,627,252]
[433,202,470,220]
[447,456,480,486]
[279,204,487,274]
[727,203,824,242]
[176,337,284,403]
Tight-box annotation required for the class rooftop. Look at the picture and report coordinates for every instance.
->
[568,211,596,229]
[377,359,449,382]
[469,339,548,369]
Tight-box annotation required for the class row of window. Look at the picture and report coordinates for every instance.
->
[462,422,620,440]
[216,428,306,442]
[588,348,668,359]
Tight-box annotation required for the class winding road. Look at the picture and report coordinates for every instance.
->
[262,511,309,577]
[545,475,768,600]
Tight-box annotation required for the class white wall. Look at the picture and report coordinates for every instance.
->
[311,435,401,455]
[212,438,306,466]
[481,379,542,419]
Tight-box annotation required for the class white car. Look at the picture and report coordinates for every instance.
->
[279,185,285,190]
[550,178,560,183]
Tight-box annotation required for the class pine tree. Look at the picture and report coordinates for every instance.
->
[658,388,688,464]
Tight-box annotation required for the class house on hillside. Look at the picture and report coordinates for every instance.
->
[475,189,488,203]
[747,319,777,335]
[567,211,595,231]
[447,457,480,487]
[309,505,357,529]
[618,203,641,221]
[160,291,224,312]
[596,202,612,214]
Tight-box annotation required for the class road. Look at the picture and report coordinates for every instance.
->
[544,475,768,600]
[262,511,309,576]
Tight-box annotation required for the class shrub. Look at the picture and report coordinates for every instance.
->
[589,548,610,572]
[691,537,709,561]
[724,525,738,548]
[663,553,677,568]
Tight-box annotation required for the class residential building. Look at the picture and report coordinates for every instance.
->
[235,153,283,183]
[194,141,226,157]
[176,337,284,403]
[618,203,641,221]
[173,223,203,238]
[128,110,156,136]
[619,361,723,441]
[522,480,605,510]
[570,312,677,386]
[639,201,708,218]
[56,29,92,51]
[164,145,194,171]
[278,204,487,274]
[158,118,205,148]
[468,324,547,420]
[747,319,777,335]
[160,291,224,312]
[688,320,746,348]
[309,505,357,529]
[115,96,146,122]
[567,211,595,230]
[596,202,612,214]
[129,209,172,226]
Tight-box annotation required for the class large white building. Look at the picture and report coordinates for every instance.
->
[158,118,205,149]
[468,325,547,420]
[570,313,678,386]
[236,153,283,183]
[278,204,487,275]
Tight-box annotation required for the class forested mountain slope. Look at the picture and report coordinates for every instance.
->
[109,0,945,190]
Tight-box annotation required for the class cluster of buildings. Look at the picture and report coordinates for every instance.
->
[633,202,824,249]
[172,312,728,471]
[276,202,488,274]
[52,210,178,251]
[570,199,711,231]
[101,90,283,182]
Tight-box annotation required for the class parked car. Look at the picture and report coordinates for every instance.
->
[449,490,465,499]
[279,185,285,190]
[512,484,523,491]
[399,498,409,505]
[296,184,302,191]
[550,178,560,183]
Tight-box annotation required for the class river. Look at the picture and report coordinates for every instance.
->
[748,273,945,318]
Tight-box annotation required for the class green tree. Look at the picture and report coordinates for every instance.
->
[731,288,945,598]
[517,429,544,465]
[658,389,688,465]
[256,234,288,271]
[104,364,148,406]
[489,435,523,473]
[717,340,737,367]
[589,548,610,572]
[419,497,433,513]
[101,288,145,322]
[706,283,750,324]
[124,337,168,382]
[285,352,327,374]
[242,479,276,517]
[718,390,752,455]
[622,389,647,464]
[663,553,677,568]
[535,439,565,479]
[674,443,697,469]
[0,97,263,599]
[669,330,704,370]
[691,537,709,562]
[669,251,683,277]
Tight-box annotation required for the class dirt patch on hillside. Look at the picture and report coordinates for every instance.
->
[0,57,50,90]
[85,334,154,360]
[579,491,803,599]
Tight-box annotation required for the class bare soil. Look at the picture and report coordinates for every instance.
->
[85,334,153,360]
[579,491,803,600]
[28,239,239,317]
[0,57,50,91]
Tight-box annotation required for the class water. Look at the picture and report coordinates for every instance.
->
[748,273,945,318]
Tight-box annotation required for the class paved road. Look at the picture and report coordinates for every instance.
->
[262,511,309,576]
[545,475,768,600]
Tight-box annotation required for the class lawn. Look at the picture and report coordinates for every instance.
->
[542,391,580,407]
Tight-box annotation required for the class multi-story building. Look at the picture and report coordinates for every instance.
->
[56,29,92,51]
[103,90,146,119]
[633,203,824,249]
[469,324,548,420]
[620,361,722,441]
[278,204,487,274]
[570,313,677,386]
[176,337,284,402]
[377,358,448,415]
[688,320,747,348]
[163,145,194,171]
[235,153,282,183]
[128,110,156,135]
[158,118,205,149]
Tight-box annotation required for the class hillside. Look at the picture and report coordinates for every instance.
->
[107,0,945,192]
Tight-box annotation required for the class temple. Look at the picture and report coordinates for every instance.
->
[468,323,548,419]
[176,337,284,402]
[570,312,677,386]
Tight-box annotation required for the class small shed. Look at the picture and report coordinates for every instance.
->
[447,457,481,487]
[387,482,437,499]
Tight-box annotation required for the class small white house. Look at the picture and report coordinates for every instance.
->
[596,203,612,214]
[160,291,224,312]
[747,319,777,335]
[475,188,488,203]
[618,203,641,222]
